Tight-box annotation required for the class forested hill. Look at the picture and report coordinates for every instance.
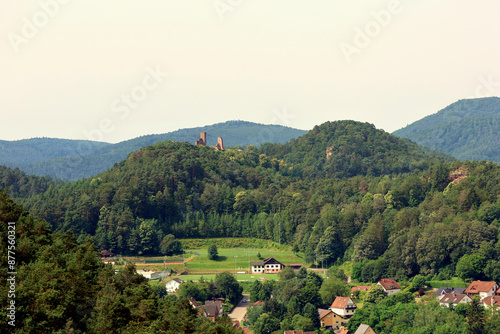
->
[259,120,452,179]
[0,165,61,199]
[393,97,500,162]
[0,191,241,333]
[0,120,307,181]
[0,137,109,164]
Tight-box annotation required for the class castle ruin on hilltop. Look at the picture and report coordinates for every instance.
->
[195,132,225,151]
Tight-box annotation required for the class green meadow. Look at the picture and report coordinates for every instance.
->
[185,246,304,274]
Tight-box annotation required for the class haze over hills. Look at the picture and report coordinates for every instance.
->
[0,120,307,181]
[393,97,500,162]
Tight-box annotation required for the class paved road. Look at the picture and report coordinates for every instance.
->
[228,294,250,322]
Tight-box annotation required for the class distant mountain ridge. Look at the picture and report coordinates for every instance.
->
[393,97,500,162]
[0,120,307,181]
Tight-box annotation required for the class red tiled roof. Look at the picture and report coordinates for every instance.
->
[331,297,354,310]
[318,308,335,319]
[250,301,263,306]
[378,278,401,291]
[481,296,500,307]
[189,297,200,308]
[339,328,350,334]
[351,286,371,292]
[465,281,497,294]
[438,293,470,304]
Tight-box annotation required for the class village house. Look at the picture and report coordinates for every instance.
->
[202,300,224,321]
[465,281,498,299]
[330,296,357,317]
[351,286,371,294]
[189,297,200,309]
[481,296,500,310]
[250,257,285,274]
[433,287,466,300]
[354,324,377,334]
[438,293,472,308]
[318,308,343,331]
[165,278,185,292]
[377,278,401,296]
[338,328,350,334]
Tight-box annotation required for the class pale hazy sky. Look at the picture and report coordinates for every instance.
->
[1,0,499,143]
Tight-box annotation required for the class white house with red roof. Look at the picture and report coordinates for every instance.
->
[481,296,500,310]
[330,296,357,317]
[377,278,401,296]
[465,281,498,299]
[438,293,472,308]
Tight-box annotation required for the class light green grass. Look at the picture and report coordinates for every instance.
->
[427,277,467,289]
[184,247,304,274]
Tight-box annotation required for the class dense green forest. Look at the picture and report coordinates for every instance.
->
[1,120,306,181]
[0,190,242,333]
[0,165,61,199]
[3,120,497,285]
[394,97,500,162]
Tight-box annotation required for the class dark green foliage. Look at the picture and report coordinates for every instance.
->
[208,244,218,260]
[0,165,60,198]
[320,277,349,305]
[348,301,469,334]
[0,191,241,333]
[264,120,451,179]
[466,296,486,334]
[394,97,500,162]
[160,234,183,256]
[252,313,280,334]
[2,121,306,180]
[214,271,243,304]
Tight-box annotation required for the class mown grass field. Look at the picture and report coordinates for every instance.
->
[427,277,467,288]
[184,246,304,274]
[113,238,305,274]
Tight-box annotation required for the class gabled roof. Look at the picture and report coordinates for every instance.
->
[481,296,500,307]
[351,286,371,292]
[251,257,284,267]
[204,300,223,318]
[378,278,401,291]
[354,324,376,334]
[318,308,337,319]
[250,301,263,306]
[465,281,498,294]
[433,287,466,296]
[438,293,470,304]
[331,297,355,310]
[189,297,200,308]
[339,328,350,334]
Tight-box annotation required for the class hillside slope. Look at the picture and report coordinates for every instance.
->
[259,120,452,179]
[393,97,500,162]
[1,120,306,180]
